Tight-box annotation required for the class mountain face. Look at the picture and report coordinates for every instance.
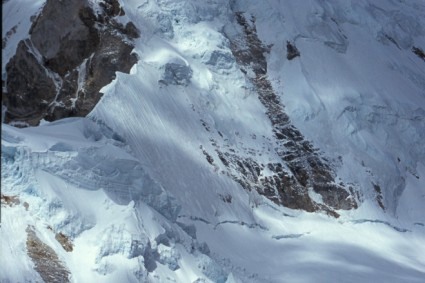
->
[1,0,425,282]
[3,0,138,126]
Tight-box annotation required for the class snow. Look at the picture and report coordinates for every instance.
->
[2,117,424,282]
[2,0,425,282]
[247,0,425,214]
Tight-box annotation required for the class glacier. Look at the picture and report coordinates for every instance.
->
[2,0,425,282]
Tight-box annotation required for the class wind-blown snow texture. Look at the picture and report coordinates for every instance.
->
[2,0,425,282]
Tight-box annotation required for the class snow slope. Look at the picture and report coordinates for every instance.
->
[2,0,425,282]
[2,119,425,282]
[246,0,425,214]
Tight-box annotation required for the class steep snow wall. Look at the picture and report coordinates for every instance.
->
[2,0,425,282]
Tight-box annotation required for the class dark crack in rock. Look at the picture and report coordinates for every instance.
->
[3,0,139,126]
[222,11,357,216]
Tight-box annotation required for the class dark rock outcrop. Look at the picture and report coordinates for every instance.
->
[373,183,385,210]
[223,12,357,216]
[286,41,300,60]
[3,0,139,126]
[26,226,70,283]
[412,46,425,61]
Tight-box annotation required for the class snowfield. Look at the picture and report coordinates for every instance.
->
[2,0,425,282]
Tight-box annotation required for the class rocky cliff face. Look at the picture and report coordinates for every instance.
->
[3,0,139,126]
[222,11,357,217]
[1,0,356,217]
